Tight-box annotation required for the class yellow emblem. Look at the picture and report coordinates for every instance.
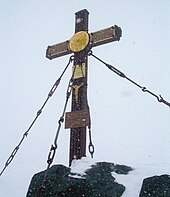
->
[72,63,86,79]
[69,31,90,52]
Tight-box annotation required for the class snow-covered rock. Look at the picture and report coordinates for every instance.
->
[26,157,170,196]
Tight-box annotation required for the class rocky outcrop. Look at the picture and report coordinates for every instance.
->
[139,174,170,197]
[26,162,133,197]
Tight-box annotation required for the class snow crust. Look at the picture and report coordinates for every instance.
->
[70,157,170,196]
[76,18,82,24]
[70,157,96,175]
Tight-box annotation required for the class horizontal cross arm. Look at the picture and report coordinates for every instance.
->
[46,25,122,60]
[46,40,71,60]
[90,25,122,48]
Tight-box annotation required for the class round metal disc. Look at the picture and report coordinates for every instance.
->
[69,31,90,52]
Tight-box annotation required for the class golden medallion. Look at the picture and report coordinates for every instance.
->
[69,31,90,52]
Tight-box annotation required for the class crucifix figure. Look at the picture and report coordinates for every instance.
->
[46,9,122,166]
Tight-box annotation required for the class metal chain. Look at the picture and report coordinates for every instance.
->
[78,58,95,158]
[0,56,74,177]
[36,57,77,196]
[87,106,95,158]
[89,51,170,108]
[36,79,73,196]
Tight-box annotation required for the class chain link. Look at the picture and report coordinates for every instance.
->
[0,56,73,177]
[89,51,170,108]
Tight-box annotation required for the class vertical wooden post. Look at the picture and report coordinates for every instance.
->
[69,9,89,166]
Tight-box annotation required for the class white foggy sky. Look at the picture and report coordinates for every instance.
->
[0,0,170,196]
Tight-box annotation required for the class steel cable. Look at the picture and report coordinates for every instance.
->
[89,51,170,108]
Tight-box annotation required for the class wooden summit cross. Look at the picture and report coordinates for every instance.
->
[46,9,122,166]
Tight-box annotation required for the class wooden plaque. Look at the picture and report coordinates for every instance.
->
[65,109,90,129]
